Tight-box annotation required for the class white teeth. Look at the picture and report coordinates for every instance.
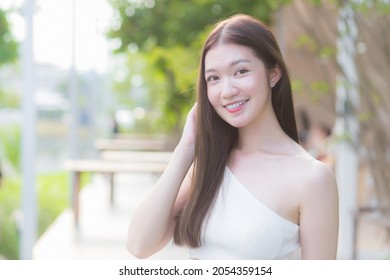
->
[225,100,247,110]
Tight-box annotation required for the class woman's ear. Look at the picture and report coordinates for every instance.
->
[269,64,282,87]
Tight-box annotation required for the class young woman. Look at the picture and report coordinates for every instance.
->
[127,14,339,260]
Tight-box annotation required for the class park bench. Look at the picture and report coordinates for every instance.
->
[63,158,169,225]
[112,133,168,140]
[99,150,173,162]
[93,138,167,152]
[65,133,172,225]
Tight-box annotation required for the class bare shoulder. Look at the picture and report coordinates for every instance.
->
[294,150,338,204]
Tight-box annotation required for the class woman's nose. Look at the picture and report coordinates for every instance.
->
[221,77,238,99]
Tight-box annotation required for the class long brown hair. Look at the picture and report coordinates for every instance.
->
[174,14,299,247]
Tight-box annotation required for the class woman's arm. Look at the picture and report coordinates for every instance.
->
[299,161,339,259]
[126,105,197,259]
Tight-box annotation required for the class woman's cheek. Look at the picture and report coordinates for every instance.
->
[207,87,219,107]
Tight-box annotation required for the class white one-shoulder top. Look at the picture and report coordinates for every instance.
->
[189,167,300,260]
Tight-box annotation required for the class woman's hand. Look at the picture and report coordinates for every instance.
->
[179,103,197,148]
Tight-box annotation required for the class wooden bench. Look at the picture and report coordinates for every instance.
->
[63,159,168,225]
[99,151,173,162]
[113,133,167,140]
[94,138,167,152]
[352,206,390,259]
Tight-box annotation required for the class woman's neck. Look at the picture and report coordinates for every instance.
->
[236,110,293,154]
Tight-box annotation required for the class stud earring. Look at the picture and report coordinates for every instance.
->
[270,82,275,88]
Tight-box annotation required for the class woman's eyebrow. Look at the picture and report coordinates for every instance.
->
[205,59,251,74]
[230,58,251,66]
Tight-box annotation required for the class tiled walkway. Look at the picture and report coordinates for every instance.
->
[33,173,189,260]
[33,173,390,260]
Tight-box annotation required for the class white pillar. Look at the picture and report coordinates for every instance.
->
[334,78,359,259]
[68,0,79,160]
[67,0,81,222]
[335,3,360,260]
[20,0,37,260]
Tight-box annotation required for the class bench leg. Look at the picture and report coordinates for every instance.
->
[109,173,114,205]
[72,171,81,226]
[352,215,358,259]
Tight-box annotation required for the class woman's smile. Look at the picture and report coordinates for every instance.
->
[224,99,250,113]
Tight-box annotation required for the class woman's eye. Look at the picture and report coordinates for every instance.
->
[235,68,249,75]
[206,75,219,82]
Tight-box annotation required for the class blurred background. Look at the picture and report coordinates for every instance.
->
[0,0,389,260]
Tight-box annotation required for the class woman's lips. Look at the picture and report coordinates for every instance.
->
[224,99,249,113]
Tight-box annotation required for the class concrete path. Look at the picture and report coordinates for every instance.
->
[33,173,189,260]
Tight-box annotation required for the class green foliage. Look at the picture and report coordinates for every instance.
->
[294,34,318,53]
[319,46,337,60]
[294,81,330,102]
[0,172,69,259]
[111,45,198,133]
[0,177,20,259]
[310,81,330,95]
[350,0,390,15]
[291,79,304,95]
[148,46,198,131]
[0,9,18,66]
[107,0,291,134]
[308,0,390,12]
[291,79,330,102]
[0,88,20,108]
[37,172,69,236]
[294,36,337,63]
[108,0,290,51]
[0,124,21,175]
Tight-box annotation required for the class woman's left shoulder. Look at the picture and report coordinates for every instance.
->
[289,144,337,190]
[295,152,338,199]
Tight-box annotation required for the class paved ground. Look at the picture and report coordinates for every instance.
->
[33,173,189,260]
[33,173,390,260]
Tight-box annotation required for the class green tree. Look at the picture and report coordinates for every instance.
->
[0,8,19,109]
[108,0,289,51]
[107,0,290,139]
[0,8,18,66]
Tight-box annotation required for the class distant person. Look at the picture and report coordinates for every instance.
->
[126,14,339,260]
[297,109,311,148]
[112,115,119,137]
[305,123,335,169]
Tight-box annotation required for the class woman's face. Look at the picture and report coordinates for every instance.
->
[204,43,276,128]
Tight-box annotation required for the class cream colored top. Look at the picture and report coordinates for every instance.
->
[189,167,300,259]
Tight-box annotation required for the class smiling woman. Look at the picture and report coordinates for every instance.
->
[126,14,339,260]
